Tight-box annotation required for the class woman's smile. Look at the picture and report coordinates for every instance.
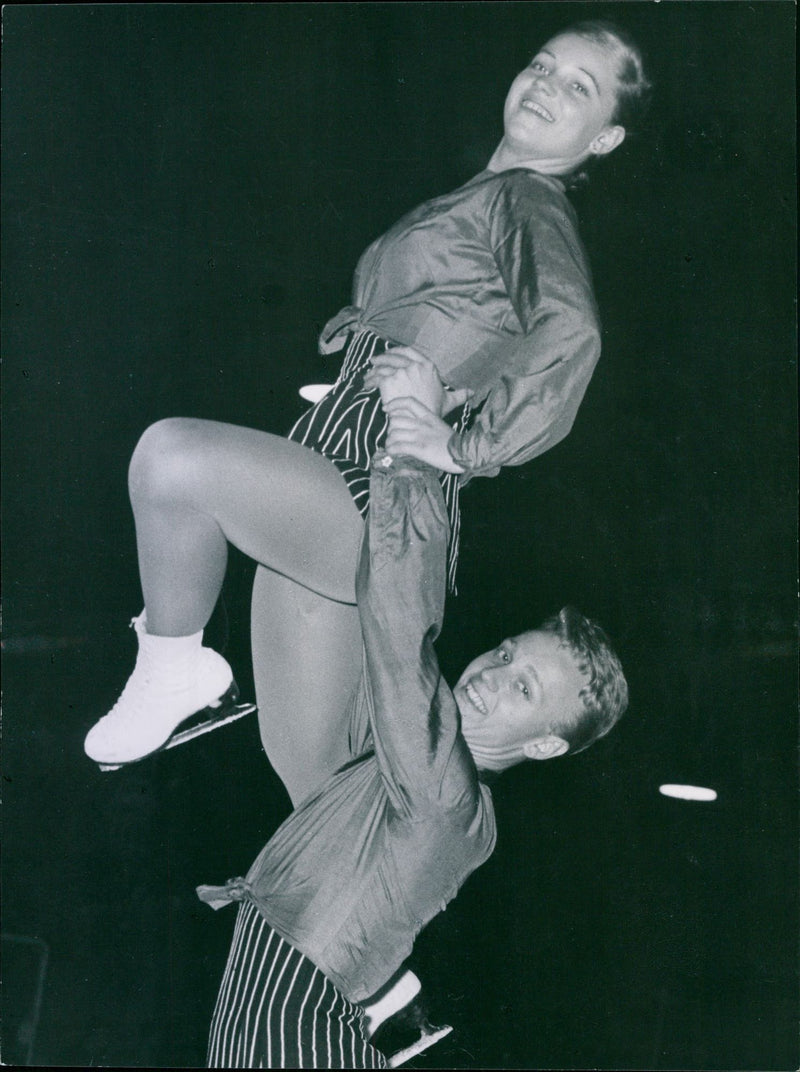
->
[519,96,555,123]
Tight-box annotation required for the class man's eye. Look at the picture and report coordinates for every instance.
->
[497,648,510,663]
[530,60,547,73]
[519,682,530,698]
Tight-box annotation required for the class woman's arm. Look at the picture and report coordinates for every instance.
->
[363,178,601,480]
[382,397,465,474]
[448,178,602,479]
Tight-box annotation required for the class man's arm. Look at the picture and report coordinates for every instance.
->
[356,452,476,818]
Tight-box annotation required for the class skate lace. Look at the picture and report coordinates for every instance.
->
[107,668,154,723]
[105,617,167,724]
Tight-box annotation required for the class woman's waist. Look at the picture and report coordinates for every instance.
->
[322,307,505,394]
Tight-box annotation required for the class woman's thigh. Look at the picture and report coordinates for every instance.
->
[251,566,363,806]
[136,417,364,603]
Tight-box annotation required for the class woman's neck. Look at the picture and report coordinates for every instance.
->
[487,137,576,177]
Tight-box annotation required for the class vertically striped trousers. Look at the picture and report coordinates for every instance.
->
[207,899,387,1069]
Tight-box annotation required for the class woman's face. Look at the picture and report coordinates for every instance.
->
[500,32,625,173]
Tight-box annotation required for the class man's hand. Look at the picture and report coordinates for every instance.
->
[364,346,472,417]
[363,346,446,415]
[383,397,465,474]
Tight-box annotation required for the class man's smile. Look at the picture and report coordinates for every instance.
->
[465,681,489,716]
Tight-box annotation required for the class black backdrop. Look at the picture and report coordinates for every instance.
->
[2,3,797,1069]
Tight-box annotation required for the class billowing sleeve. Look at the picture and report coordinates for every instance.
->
[448,176,602,480]
[355,453,478,819]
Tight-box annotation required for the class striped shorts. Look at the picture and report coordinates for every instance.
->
[207,899,386,1069]
[288,329,471,592]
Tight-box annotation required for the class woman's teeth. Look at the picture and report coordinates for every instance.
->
[522,98,554,122]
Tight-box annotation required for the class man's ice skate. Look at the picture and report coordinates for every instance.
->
[385,1023,453,1068]
[84,612,255,771]
[364,970,453,1068]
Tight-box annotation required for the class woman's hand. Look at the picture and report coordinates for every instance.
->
[364,346,459,416]
[383,397,465,474]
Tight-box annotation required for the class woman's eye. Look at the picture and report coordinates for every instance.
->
[572,82,589,96]
[519,682,530,698]
[530,61,547,73]
[497,648,510,663]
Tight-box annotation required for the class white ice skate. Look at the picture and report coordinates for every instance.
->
[364,970,453,1068]
[84,612,255,771]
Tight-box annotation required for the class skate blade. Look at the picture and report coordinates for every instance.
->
[96,700,257,771]
[388,1025,453,1068]
[163,700,257,749]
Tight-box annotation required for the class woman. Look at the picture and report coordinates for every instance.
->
[83,20,650,806]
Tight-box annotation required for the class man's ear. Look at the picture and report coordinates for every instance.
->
[590,124,626,156]
[522,735,569,761]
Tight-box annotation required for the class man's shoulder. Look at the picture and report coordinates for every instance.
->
[399,782,497,881]
[401,775,496,841]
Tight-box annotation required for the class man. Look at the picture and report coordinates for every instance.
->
[198,451,628,1069]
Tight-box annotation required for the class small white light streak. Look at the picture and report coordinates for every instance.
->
[659,784,718,802]
[299,384,333,404]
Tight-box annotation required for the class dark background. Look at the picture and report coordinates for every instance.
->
[2,2,796,1068]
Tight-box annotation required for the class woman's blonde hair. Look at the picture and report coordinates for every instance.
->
[568,19,653,133]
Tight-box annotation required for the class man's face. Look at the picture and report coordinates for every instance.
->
[453,631,588,770]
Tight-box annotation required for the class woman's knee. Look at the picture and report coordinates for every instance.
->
[128,417,212,507]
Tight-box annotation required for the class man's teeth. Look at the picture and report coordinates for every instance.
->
[522,99,554,122]
[466,682,488,715]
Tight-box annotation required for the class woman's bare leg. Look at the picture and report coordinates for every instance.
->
[86,416,365,769]
[251,567,363,806]
[125,417,365,790]
[128,417,363,636]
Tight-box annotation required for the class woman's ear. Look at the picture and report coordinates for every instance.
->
[591,125,626,156]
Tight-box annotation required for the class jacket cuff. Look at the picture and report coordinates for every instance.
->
[446,430,472,475]
[447,429,501,482]
[370,450,438,479]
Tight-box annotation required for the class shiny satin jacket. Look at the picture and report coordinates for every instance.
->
[320,168,601,480]
[198,456,497,1003]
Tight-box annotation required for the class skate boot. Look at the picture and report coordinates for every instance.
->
[365,970,453,1068]
[84,612,239,768]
